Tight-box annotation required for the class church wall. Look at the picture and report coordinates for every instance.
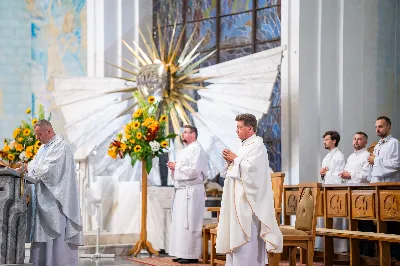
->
[0,1,32,143]
[281,0,400,184]
[0,0,88,142]
[104,0,152,79]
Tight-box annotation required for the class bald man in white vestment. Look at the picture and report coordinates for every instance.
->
[216,114,282,266]
[339,132,372,184]
[18,120,83,266]
[317,131,347,253]
[167,125,208,264]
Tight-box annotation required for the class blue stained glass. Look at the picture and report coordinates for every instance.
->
[256,40,281,52]
[221,0,253,15]
[258,108,281,141]
[256,7,281,42]
[220,12,252,48]
[257,0,280,8]
[153,0,183,26]
[265,141,281,172]
[186,0,217,21]
[220,45,252,63]
[186,19,217,52]
[270,72,281,107]
[195,52,217,68]
[165,25,183,49]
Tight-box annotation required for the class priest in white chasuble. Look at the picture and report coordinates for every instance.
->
[339,132,372,184]
[167,125,208,264]
[18,120,83,266]
[216,114,282,266]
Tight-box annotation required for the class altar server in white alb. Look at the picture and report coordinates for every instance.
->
[216,114,282,266]
[320,131,346,184]
[167,125,208,264]
[339,132,372,183]
[368,116,400,182]
[19,120,83,266]
[317,130,347,253]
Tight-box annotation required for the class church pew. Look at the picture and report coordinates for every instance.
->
[282,182,400,266]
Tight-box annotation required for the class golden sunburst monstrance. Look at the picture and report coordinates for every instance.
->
[109,22,216,139]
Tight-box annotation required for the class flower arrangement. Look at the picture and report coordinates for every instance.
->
[108,92,177,174]
[0,105,50,166]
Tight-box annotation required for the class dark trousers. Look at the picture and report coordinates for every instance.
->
[387,221,400,260]
[358,220,400,259]
[358,220,376,256]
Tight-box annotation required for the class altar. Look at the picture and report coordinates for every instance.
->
[77,159,175,253]
[0,167,28,265]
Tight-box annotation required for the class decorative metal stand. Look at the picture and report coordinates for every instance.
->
[128,162,159,257]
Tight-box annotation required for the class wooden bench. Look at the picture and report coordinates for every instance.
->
[283,182,400,266]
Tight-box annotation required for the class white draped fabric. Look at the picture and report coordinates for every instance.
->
[196,47,284,175]
[32,47,283,186]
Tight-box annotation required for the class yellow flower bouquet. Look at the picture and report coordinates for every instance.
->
[108,92,177,173]
[0,105,50,166]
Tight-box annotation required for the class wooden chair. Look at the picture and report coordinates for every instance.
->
[202,207,220,264]
[270,183,320,266]
[207,172,285,265]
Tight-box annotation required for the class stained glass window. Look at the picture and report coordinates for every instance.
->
[186,0,217,21]
[220,45,252,63]
[186,19,217,51]
[256,7,281,42]
[153,0,282,172]
[257,0,281,8]
[221,0,253,15]
[153,0,183,26]
[220,12,252,48]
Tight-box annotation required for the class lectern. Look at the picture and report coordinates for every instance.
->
[0,167,27,265]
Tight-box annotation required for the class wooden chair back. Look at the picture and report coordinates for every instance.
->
[367,141,378,154]
[297,185,320,240]
[271,172,285,222]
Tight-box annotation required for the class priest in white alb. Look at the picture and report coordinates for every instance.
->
[18,120,83,266]
[368,116,400,259]
[320,131,346,184]
[368,116,400,183]
[317,130,347,253]
[339,132,372,183]
[216,114,282,266]
[167,125,208,264]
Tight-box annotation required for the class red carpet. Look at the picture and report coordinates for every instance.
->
[127,257,210,265]
[127,257,325,266]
